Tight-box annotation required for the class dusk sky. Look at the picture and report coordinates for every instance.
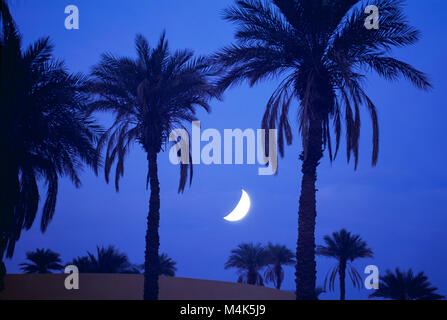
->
[5,0,447,299]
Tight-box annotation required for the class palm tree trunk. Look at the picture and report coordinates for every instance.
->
[295,118,323,300]
[275,264,282,289]
[0,162,19,292]
[0,202,8,292]
[247,270,256,285]
[339,260,347,300]
[143,152,161,300]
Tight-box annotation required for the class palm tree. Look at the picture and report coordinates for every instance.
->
[159,253,177,277]
[89,33,215,299]
[211,0,431,299]
[0,0,98,266]
[225,243,268,285]
[19,249,64,274]
[369,268,444,300]
[316,229,373,300]
[137,253,178,276]
[70,256,94,273]
[70,245,134,273]
[264,243,295,289]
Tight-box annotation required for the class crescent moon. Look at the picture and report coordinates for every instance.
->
[223,189,251,222]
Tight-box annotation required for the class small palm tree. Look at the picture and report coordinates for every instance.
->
[89,32,215,300]
[317,229,373,300]
[70,256,94,273]
[264,243,295,289]
[212,0,431,299]
[369,268,444,300]
[19,249,64,274]
[225,243,268,285]
[159,253,177,277]
[70,246,133,273]
[137,253,178,276]
[0,1,98,264]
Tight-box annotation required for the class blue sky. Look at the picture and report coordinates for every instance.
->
[5,0,447,299]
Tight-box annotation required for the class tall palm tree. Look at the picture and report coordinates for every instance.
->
[158,253,177,277]
[264,243,295,289]
[316,229,373,300]
[225,243,268,285]
[19,249,64,274]
[369,268,444,300]
[70,245,134,273]
[89,33,215,299]
[0,0,98,268]
[211,0,431,299]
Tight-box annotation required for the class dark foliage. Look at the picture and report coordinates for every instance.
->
[0,0,99,263]
[369,268,444,300]
[264,243,295,289]
[69,245,135,274]
[19,248,64,274]
[225,243,269,286]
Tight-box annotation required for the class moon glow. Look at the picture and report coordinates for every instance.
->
[223,189,251,222]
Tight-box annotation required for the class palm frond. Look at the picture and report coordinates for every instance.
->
[19,248,63,274]
[212,0,430,169]
[1,16,99,258]
[370,268,444,300]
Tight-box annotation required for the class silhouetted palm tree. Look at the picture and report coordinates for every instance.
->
[19,249,64,274]
[89,33,215,299]
[212,0,431,299]
[137,253,177,276]
[70,256,93,273]
[0,0,98,266]
[264,243,295,289]
[159,253,177,277]
[317,229,373,300]
[369,268,444,300]
[225,243,268,285]
[70,245,134,273]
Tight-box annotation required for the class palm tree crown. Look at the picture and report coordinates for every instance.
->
[0,3,99,260]
[369,268,444,300]
[70,245,134,273]
[317,229,373,299]
[225,243,269,286]
[19,248,64,274]
[213,0,430,160]
[90,32,215,191]
[264,243,295,289]
[89,32,215,299]
[212,0,430,299]
[159,253,177,277]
